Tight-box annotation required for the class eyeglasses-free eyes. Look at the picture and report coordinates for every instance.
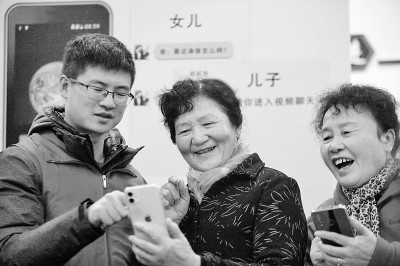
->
[67,77,134,106]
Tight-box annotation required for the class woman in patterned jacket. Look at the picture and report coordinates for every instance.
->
[129,78,308,265]
[308,84,400,266]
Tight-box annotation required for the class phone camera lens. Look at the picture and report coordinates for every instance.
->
[130,198,134,203]
[128,192,132,197]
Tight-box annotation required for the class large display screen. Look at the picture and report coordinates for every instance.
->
[5,3,111,147]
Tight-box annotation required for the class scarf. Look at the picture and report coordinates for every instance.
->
[342,158,399,235]
[187,143,251,202]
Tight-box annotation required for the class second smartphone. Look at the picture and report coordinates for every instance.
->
[311,204,354,246]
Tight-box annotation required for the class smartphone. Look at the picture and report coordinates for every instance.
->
[124,184,168,243]
[311,204,354,246]
[4,2,111,147]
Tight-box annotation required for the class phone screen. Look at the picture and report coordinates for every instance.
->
[5,3,111,147]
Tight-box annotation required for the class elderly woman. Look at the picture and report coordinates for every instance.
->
[129,78,308,265]
[308,84,400,266]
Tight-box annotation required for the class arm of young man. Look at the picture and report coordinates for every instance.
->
[0,146,117,265]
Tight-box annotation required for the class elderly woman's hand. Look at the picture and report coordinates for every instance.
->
[161,176,190,224]
[310,237,328,265]
[314,217,377,266]
[129,218,200,266]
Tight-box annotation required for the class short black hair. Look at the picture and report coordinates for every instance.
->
[159,78,242,144]
[62,33,135,87]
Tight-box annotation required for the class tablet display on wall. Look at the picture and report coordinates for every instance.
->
[5,2,111,147]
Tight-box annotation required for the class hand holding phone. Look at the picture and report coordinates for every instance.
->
[124,184,168,243]
[311,204,354,246]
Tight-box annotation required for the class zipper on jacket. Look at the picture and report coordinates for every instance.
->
[102,175,107,188]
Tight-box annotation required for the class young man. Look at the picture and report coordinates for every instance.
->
[0,33,146,265]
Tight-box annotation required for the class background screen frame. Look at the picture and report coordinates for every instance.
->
[4,2,112,147]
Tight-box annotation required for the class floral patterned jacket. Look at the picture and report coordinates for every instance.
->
[180,153,308,265]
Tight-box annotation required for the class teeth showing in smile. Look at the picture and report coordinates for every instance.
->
[333,158,354,170]
[195,146,215,154]
[98,114,112,118]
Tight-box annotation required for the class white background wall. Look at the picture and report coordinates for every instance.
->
[349,0,400,101]
[2,0,395,218]
[119,0,349,218]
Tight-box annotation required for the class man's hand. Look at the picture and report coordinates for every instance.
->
[87,190,129,228]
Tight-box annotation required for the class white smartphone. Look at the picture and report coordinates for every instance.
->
[124,184,168,242]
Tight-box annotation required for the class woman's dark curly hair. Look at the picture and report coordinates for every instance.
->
[159,78,242,144]
[313,83,400,156]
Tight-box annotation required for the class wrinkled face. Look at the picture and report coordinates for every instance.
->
[61,67,131,141]
[320,106,392,188]
[174,96,238,171]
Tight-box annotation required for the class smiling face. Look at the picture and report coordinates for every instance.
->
[320,105,394,188]
[174,96,238,171]
[61,66,131,142]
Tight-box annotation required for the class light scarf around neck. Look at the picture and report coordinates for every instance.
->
[342,158,399,236]
[187,143,251,202]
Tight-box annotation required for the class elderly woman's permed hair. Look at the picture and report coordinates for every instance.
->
[159,78,242,144]
[313,83,400,156]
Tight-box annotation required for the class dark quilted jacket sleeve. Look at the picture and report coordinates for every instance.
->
[0,146,102,266]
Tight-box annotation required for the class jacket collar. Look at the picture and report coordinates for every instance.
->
[28,106,143,170]
[228,153,265,180]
